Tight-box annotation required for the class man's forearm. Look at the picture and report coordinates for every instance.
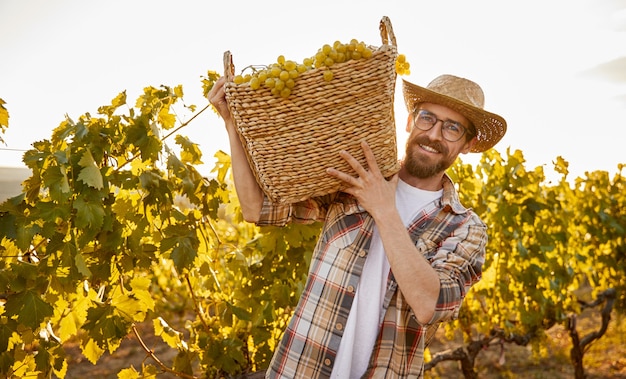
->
[226,121,264,223]
[375,210,441,324]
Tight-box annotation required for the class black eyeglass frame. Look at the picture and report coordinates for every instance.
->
[412,109,472,142]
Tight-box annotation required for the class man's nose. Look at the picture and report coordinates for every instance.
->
[423,120,444,141]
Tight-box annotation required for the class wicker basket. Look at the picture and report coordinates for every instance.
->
[224,17,400,204]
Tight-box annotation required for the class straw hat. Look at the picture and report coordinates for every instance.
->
[402,75,507,153]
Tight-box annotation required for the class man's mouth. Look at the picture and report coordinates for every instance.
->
[419,144,440,154]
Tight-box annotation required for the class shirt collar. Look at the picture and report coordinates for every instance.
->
[440,173,469,215]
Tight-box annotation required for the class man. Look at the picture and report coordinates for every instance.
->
[208,74,507,378]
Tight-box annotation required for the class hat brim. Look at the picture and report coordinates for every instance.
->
[402,79,507,153]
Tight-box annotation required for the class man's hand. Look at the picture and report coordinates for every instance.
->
[327,141,399,220]
[208,76,234,128]
[207,76,264,222]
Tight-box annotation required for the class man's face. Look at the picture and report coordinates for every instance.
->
[403,102,475,179]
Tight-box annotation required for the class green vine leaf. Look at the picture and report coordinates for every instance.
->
[82,303,129,355]
[4,290,54,329]
[73,196,105,230]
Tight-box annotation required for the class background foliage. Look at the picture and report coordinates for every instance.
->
[0,75,623,378]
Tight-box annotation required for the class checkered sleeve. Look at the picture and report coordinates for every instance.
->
[256,194,334,226]
[426,211,487,324]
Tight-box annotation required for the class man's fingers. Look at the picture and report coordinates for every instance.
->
[338,150,367,176]
[360,141,382,176]
[328,141,384,186]
[326,167,357,185]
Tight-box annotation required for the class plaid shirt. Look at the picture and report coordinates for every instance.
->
[260,174,487,378]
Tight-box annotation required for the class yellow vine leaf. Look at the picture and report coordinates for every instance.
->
[0,98,9,129]
[117,367,140,379]
[158,106,176,129]
[154,317,184,349]
[58,285,98,341]
[111,91,127,108]
[130,276,155,312]
[130,158,149,176]
[81,338,105,364]
[111,291,146,323]
[77,150,104,189]
[174,84,184,98]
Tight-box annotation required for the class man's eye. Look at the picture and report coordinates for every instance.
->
[419,113,436,123]
[444,122,462,133]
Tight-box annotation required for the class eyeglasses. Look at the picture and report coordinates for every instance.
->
[412,109,469,142]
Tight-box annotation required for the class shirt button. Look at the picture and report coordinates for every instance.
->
[347,285,355,293]
[358,250,366,257]
[324,358,332,366]
[336,323,343,331]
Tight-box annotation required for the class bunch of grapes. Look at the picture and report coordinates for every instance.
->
[232,39,410,98]
[395,54,411,76]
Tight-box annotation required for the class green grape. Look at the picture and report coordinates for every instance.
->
[233,35,404,98]
[250,76,261,90]
[274,79,285,91]
[270,66,282,77]
[284,60,297,71]
[280,87,291,98]
[279,70,290,81]
[265,77,276,88]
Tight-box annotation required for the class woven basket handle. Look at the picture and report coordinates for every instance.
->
[379,16,396,47]
[223,50,234,81]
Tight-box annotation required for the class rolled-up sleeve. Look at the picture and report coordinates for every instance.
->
[256,194,333,226]
[426,212,487,324]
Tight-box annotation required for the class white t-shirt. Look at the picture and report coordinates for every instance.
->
[331,179,443,378]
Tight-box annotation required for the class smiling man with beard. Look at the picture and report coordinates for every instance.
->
[208,74,507,378]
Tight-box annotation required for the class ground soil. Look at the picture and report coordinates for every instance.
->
[61,310,626,379]
[426,310,626,379]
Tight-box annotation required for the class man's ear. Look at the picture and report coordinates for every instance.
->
[405,114,413,133]
[461,136,478,154]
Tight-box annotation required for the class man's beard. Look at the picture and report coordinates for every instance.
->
[403,135,455,179]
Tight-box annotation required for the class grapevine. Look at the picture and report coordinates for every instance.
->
[231,39,411,98]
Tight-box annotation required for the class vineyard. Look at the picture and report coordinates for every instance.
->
[0,75,624,378]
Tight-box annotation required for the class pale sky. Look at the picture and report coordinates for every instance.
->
[1,0,625,181]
